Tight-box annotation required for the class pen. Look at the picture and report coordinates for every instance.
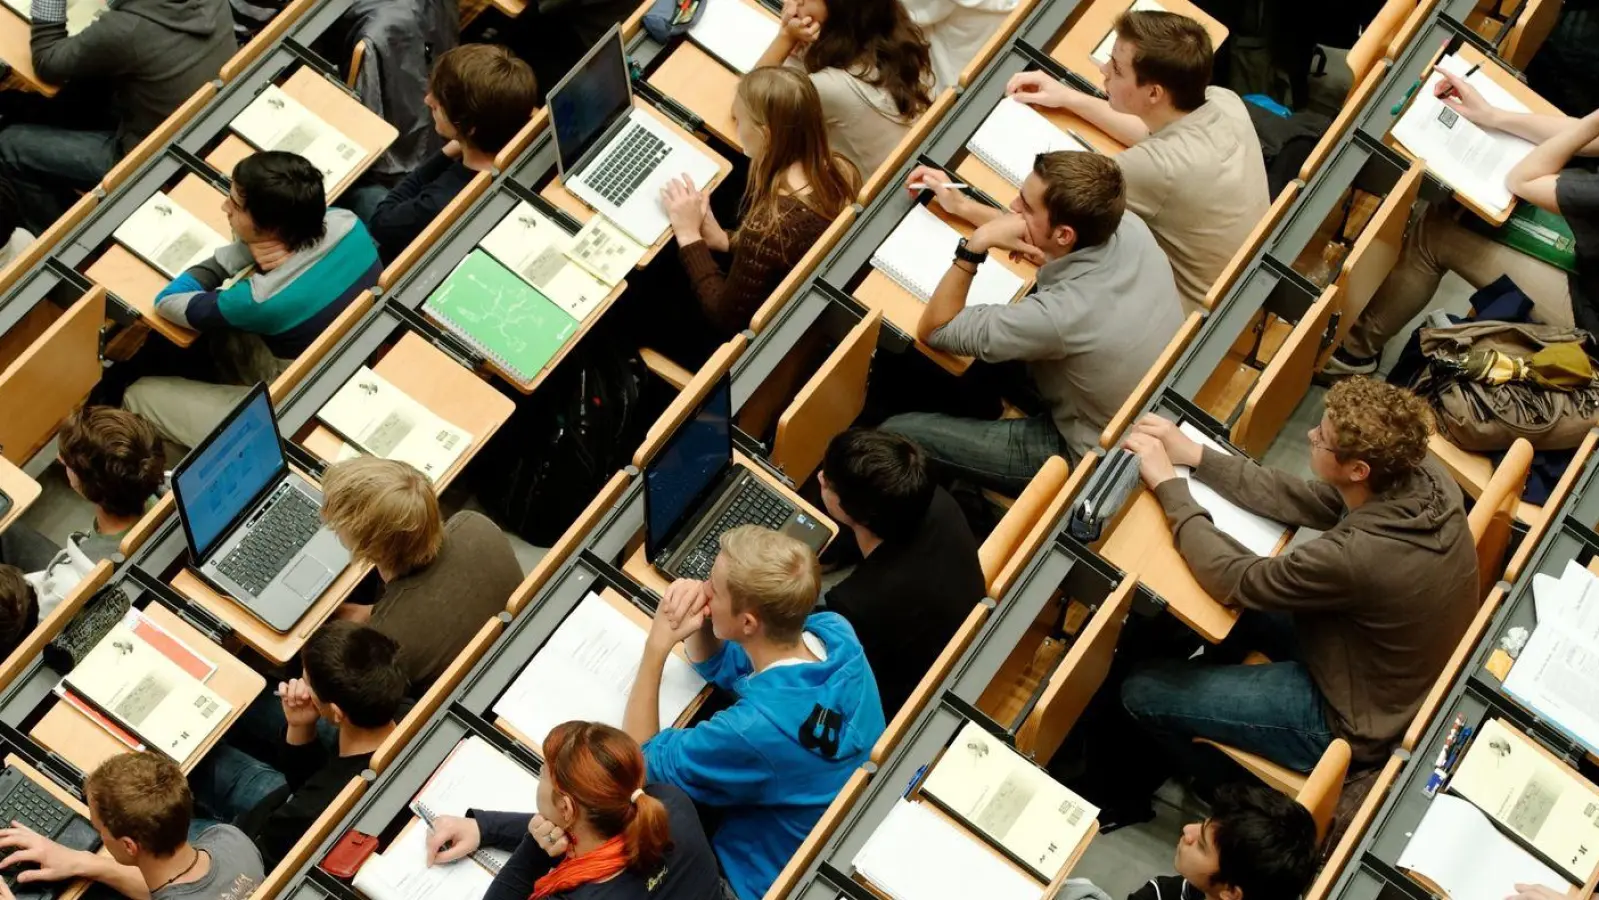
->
[909,181,968,191]
[1066,129,1097,153]
[1434,713,1467,769]
[1437,63,1481,102]
[1391,79,1421,116]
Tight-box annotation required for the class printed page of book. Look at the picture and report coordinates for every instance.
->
[317,366,473,483]
[1398,794,1570,900]
[480,202,611,323]
[852,799,1042,900]
[113,192,230,279]
[1391,54,1535,216]
[564,216,647,288]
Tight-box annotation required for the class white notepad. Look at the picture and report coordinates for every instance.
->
[967,98,1089,187]
[1175,422,1290,557]
[1397,794,1570,900]
[1090,0,1165,65]
[491,593,708,750]
[231,85,367,192]
[479,202,611,323]
[113,192,230,278]
[1391,54,1534,216]
[316,366,473,482]
[853,800,1043,900]
[353,819,495,900]
[412,736,540,870]
[871,205,1027,308]
[688,0,780,74]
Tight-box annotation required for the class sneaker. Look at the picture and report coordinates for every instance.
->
[1321,348,1379,378]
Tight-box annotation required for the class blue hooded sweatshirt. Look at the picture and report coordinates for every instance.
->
[643,612,885,900]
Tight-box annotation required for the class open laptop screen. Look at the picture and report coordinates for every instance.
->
[549,28,632,175]
[173,387,286,560]
[644,376,733,560]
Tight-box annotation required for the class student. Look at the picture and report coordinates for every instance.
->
[358,44,538,262]
[426,721,721,900]
[1005,10,1269,312]
[0,751,263,900]
[57,406,167,562]
[0,175,33,269]
[622,525,884,900]
[1325,100,1599,375]
[1125,783,1318,900]
[880,156,1182,494]
[0,0,236,232]
[902,0,1019,90]
[319,457,523,691]
[1118,378,1478,774]
[124,152,382,449]
[662,66,859,337]
[818,429,985,717]
[0,567,39,661]
[754,0,935,179]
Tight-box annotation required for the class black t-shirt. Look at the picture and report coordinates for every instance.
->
[825,488,986,718]
[471,783,720,900]
[1556,169,1599,336]
[1128,875,1201,900]
[238,743,372,872]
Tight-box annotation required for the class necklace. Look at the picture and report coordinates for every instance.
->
[155,848,205,892]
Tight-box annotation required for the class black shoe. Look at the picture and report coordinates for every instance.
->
[1321,348,1380,377]
[1095,804,1157,834]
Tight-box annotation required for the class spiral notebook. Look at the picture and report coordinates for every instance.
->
[478,201,610,323]
[352,818,495,900]
[870,205,1027,308]
[423,250,579,386]
[967,98,1087,187]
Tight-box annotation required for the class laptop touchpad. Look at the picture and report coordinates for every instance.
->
[283,557,331,597]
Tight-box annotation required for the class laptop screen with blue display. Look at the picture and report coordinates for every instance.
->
[174,387,285,559]
[644,377,733,559]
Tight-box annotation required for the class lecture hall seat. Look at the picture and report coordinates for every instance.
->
[978,456,1069,597]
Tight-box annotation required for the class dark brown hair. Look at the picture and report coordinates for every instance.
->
[803,0,933,122]
[85,753,193,858]
[428,44,539,155]
[0,565,37,659]
[1112,10,1213,112]
[303,621,406,728]
[58,407,165,519]
[543,722,672,874]
[1031,151,1125,249]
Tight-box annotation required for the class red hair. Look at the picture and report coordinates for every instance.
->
[542,722,672,874]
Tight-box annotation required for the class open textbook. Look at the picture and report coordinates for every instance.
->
[1391,54,1535,216]
[853,799,1043,900]
[479,202,610,323]
[412,736,541,871]
[491,592,707,750]
[0,0,107,35]
[1174,423,1290,556]
[1503,560,1599,757]
[231,85,367,192]
[871,204,1027,308]
[921,721,1097,878]
[968,98,1091,188]
[353,818,494,900]
[1090,0,1166,65]
[113,192,230,279]
[317,367,473,482]
[1397,794,1570,900]
[687,0,780,74]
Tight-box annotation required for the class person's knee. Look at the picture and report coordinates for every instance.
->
[1119,662,1188,723]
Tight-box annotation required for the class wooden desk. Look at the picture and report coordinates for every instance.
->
[645,0,778,152]
[298,331,516,487]
[30,604,265,774]
[953,102,1126,206]
[0,456,40,534]
[0,8,58,96]
[204,67,399,201]
[540,99,735,268]
[1049,0,1227,90]
[622,450,837,595]
[82,173,231,348]
[851,202,1036,376]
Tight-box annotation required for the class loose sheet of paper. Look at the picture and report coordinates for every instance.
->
[564,216,647,287]
[967,98,1088,187]
[1390,54,1535,216]
[920,722,1097,877]
[870,204,1027,307]
[317,366,473,482]
[1090,0,1166,65]
[1530,559,1596,624]
[412,736,540,869]
[1503,573,1599,756]
[688,0,780,74]
[113,192,230,278]
[1398,794,1570,900]
[480,202,611,323]
[1173,423,1290,556]
[852,799,1043,900]
[491,593,708,750]
[352,819,494,900]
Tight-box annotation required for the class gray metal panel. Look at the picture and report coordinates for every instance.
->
[950,542,1080,700]
[730,285,835,412]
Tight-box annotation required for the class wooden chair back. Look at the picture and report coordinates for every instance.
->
[761,768,871,900]
[1500,0,1562,68]
[267,291,377,402]
[770,311,882,484]
[1304,756,1403,900]
[1014,576,1136,760]
[380,171,493,288]
[1468,438,1534,601]
[0,191,97,298]
[1402,586,1508,752]
[1100,312,1203,450]
[1331,162,1425,352]
[980,457,1070,596]
[347,39,369,89]
[102,83,218,192]
[1294,738,1353,843]
[990,456,1100,599]
[1386,0,1441,60]
[870,605,989,764]
[1300,65,1387,183]
[507,470,632,616]
[1231,285,1339,457]
[1348,0,1416,86]
[220,0,316,82]
[0,287,106,465]
[632,336,747,469]
[0,561,113,690]
[252,776,366,900]
[372,616,505,772]
[858,90,957,205]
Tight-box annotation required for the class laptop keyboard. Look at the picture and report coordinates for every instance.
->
[217,487,323,597]
[0,776,69,838]
[582,124,669,207]
[676,482,794,581]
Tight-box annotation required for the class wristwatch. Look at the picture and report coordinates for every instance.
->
[954,238,987,266]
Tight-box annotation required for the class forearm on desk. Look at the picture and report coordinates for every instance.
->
[918,263,974,344]
[1067,94,1148,146]
[1193,448,1345,530]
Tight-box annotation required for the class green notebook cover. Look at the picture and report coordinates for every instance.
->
[1467,202,1578,274]
[425,249,579,384]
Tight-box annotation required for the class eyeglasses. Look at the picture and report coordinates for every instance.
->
[1308,426,1336,453]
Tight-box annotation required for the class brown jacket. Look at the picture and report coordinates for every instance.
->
[1151,451,1478,763]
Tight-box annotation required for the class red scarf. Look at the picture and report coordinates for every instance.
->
[531,835,629,899]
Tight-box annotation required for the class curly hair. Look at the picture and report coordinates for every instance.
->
[1322,378,1432,493]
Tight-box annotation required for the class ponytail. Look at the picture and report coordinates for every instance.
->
[542,722,677,875]
[623,790,671,874]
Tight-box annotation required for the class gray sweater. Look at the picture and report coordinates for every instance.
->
[928,213,1183,458]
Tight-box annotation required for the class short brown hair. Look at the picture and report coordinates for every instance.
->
[1032,151,1125,249]
[428,44,538,155]
[85,753,192,857]
[58,407,165,519]
[0,566,37,658]
[1322,378,1432,493]
[320,458,443,575]
[1114,10,1213,112]
[717,526,819,644]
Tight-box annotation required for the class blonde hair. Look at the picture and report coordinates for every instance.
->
[717,525,819,643]
[320,458,444,575]
[735,67,859,236]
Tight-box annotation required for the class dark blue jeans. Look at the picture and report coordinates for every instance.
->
[190,744,288,824]
[879,412,1070,496]
[0,124,118,233]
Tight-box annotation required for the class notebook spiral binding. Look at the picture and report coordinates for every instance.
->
[412,800,505,874]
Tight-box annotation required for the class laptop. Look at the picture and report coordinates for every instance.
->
[548,26,720,245]
[171,384,351,633]
[0,766,101,899]
[644,375,828,582]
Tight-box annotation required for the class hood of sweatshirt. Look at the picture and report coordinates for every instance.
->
[1339,457,1465,554]
[733,612,884,764]
[111,0,229,37]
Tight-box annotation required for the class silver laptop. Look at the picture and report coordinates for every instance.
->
[548,26,720,245]
[172,384,351,632]
[644,375,828,582]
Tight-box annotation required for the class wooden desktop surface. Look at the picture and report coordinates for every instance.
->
[852,201,1036,376]
[30,604,266,775]
[0,456,41,534]
[82,173,232,349]
[298,331,516,485]
[1048,0,1227,90]
[541,98,735,268]
[645,0,778,152]
[622,450,837,596]
[0,7,58,95]
[954,101,1127,206]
